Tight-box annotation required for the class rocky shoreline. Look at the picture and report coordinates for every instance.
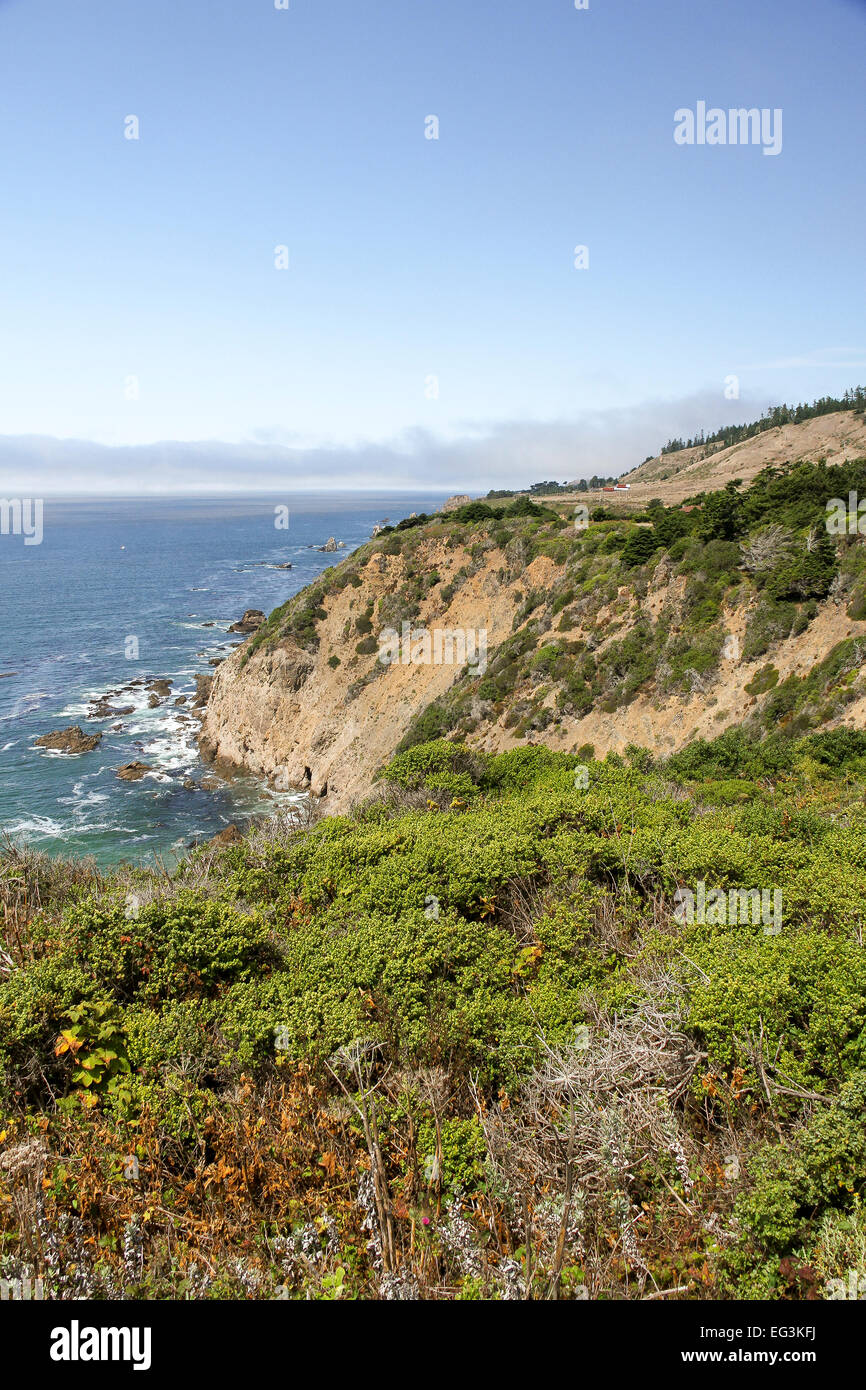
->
[29,611,258,794]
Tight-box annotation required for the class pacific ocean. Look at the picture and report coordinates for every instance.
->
[0,493,446,865]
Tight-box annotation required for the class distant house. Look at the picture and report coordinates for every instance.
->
[613,483,630,491]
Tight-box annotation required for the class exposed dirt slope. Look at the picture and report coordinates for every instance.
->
[200,536,562,808]
[200,521,866,813]
[617,410,866,505]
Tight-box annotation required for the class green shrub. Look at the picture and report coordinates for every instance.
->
[621,528,658,568]
[745,664,779,696]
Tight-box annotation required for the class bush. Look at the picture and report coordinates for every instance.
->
[745,664,779,696]
[3,730,866,1299]
[621,528,658,568]
[743,598,803,661]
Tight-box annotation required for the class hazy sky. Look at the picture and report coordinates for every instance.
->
[0,0,864,491]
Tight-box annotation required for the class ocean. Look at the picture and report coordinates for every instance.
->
[0,493,446,866]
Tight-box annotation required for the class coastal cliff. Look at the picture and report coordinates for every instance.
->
[200,445,866,811]
[199,524,564,808]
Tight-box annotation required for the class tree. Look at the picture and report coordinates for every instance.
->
[621,528,658,568]
[700,483,745,541]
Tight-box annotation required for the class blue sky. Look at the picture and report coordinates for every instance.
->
[0,0,864,490]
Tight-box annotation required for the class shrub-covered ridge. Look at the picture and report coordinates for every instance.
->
[2,734,865,1300]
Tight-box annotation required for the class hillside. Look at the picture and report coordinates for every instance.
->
[3,417,866,1305]
[3,733,866,1300]
[619,408,866,505]
[200,447,866,814]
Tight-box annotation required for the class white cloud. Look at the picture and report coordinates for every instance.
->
[0,389,773,495]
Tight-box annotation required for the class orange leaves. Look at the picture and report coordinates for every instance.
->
[701,1066,746,1104]
[202,1157,240,1192]
[318,1152,337,1178]
[286,894,312,925]
[54,1029,83,1058]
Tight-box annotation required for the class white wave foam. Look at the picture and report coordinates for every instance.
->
[2,814,64,837]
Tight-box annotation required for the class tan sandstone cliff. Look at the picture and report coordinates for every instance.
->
[199,524,866,814]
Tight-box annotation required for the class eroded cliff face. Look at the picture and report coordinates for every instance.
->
[199,537,562,810]
[199,521,866,814]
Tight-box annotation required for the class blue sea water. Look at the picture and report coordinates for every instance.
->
[0,493,445,866]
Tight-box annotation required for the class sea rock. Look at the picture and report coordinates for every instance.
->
[208,658,225,667]
[174,695,188,706]
[89,700,135,719]
[146,679,173,698]
[200,775,222,790]
[228,609,266,634]
[116,761,152,781]
[209,824,242,846]
[317,537,339,553]
[193,674,213,708]
[34,725,102,754]
[274,562,293,569]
